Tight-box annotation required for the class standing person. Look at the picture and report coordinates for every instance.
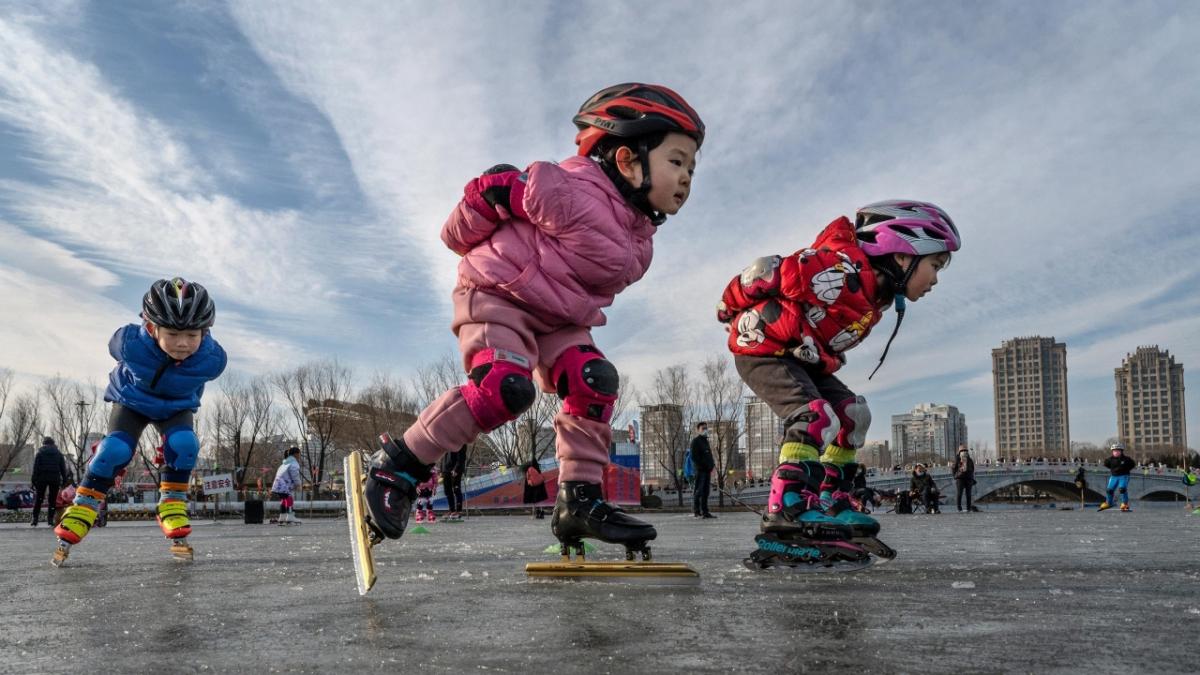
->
[271,447,303,526]
[412,466,440,523]
[31,437,70,527]
[719,200,960,567]
[1100,442,1136,512]
[689,422,716,519]
[910,464,941,514]
[952,445,977,512]
[53,278,227,565]
[523,458,549,519]
[355,83,705,561]
[440,445,467,521]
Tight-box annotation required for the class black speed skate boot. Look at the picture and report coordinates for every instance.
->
[551,482,656,561]
[362,434,434,543]
[745,461,871,573]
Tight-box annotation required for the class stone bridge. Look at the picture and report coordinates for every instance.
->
[865,464,1193,503]
[724,463,1194,505]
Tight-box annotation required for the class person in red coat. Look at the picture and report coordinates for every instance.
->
[718,201,961,558]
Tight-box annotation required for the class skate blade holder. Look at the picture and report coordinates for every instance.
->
[525,561,700,585]
[170,539,194,562]
[344,452,378,595]
[743,558,875,574]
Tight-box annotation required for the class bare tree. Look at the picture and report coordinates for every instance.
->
[484,392,561,469]
[211,374,281,492]
[640,365,695,507]
[698,355,746,507]
[273,360,353,500]
[132,427,164,493]
[412,354,462,408]
[1,391,41,482]
[40,377,104,480]
[350,372,420,454]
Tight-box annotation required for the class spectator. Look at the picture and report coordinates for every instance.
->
[952,445,978,512]
[31,436,71,527]
[689,422,716,519]
[522,458,548,519]
[850,464,877,512]
[910,464,941,514]
[271,446,303,526]
[441,445,467,521]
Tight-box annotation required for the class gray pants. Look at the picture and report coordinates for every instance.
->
[734,355,856,447]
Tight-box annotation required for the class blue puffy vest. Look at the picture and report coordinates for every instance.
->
[104,324,227,420]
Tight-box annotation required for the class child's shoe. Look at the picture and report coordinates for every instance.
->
[156,500,192,539]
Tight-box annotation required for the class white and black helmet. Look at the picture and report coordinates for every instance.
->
[142,277,215,330]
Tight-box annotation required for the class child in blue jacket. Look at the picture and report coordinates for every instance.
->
[53,278,226,565]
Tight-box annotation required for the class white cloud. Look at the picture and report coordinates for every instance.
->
[2,3,1198,448]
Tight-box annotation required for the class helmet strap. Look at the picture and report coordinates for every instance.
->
[867,255,923,380]
[597,140,666,226]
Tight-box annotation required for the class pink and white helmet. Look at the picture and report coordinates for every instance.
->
[854,200,961,257]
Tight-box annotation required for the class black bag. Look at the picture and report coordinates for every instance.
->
[896,491,913,514]
[244,499,264,524]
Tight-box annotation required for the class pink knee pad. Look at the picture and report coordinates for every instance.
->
[833,395,871,448]
[551,345,618,422]
[789,399,840,448]
[460,348,537,431]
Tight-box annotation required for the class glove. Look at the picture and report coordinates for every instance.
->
[464,164,528,222]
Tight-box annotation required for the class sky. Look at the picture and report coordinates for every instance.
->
[1,1,1198,450]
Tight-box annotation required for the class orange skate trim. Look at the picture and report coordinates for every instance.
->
[77,486,106,500]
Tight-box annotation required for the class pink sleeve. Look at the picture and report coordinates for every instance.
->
[521,161,604,236]
[441,200,501,256]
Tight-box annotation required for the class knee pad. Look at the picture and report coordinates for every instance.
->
[783,399,840,449]
[833,395,871,449]
[162,427,200,471]
[460,348,537,431]
[88,431,136,479]
[552,345,618,423]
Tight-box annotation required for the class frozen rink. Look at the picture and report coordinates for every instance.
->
[1,507,1198,674]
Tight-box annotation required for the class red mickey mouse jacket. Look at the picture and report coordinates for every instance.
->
[717,216,886,375]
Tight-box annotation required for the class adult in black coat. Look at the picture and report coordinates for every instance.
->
[31,437,71,526]
[910,464,941,514]
[952,446,977,512]
[440,445,467,519]
[689,422,716,518]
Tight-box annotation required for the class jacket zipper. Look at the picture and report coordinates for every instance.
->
[149,359,176,391]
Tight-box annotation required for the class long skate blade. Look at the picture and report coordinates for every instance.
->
[526,561,699,585]
[344,453,377,595]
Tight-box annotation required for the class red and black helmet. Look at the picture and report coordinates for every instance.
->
[573,83,705,157]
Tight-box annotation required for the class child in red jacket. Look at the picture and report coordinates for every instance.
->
[718,200,960,570]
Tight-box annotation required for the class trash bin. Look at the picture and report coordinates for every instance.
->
[244,499,264,524]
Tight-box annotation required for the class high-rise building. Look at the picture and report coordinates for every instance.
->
[992,336,1070,458]
[891,404,967,464]
[742,396,783,479]
[693,418,741,472]
[639,404,685,488]
[1114,346,1187,459]
[860,440,892,468]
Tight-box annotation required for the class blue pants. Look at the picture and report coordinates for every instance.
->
[1106,475,1130,505]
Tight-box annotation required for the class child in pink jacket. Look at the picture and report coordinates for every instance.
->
[361,83,704,560]
[412,467,439,523]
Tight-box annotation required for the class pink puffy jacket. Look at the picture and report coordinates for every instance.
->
[441,156,655,327]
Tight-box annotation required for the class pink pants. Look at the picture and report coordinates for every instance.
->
[402,288,612,484]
